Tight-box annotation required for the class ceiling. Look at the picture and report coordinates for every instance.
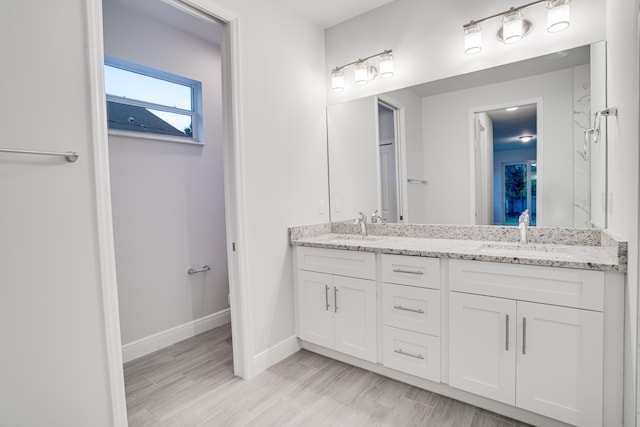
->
[486,104,537,152]
[277,0,395,28]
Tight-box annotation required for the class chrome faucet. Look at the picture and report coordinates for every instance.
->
[355,212,367,237]
[518,209,530,244]
[371,209,385,223]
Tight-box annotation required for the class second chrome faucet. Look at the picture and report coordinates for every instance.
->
[355,212,367,237]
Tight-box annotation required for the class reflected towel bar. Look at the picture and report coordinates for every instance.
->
[188,265,211,275]
[408,178,428,185]
[0,148,79,162]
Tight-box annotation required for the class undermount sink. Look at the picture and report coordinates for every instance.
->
[478,243,572,257]
[330,235,384,243]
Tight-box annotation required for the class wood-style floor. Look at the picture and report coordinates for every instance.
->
[124,324,533,427]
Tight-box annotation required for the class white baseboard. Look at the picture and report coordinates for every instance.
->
[249,335,301,378]
[122,309,231,363]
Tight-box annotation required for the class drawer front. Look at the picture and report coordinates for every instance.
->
[449,260,605,311]
[296,246,376,280]
[383,283,440,336]
[381,254,440,289]
[383,326,441,382]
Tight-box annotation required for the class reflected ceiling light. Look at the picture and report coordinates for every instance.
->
[506,106,519,112]
[329,49,393,92]
[464,24,483,55]
[519,135,534,142]
[463,0,571,54]
[547,0,571,32]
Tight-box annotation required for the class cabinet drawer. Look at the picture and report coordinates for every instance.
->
[383,283,440,336]
[383,326,440,382]
[449,260,605,311]
[296,246,376,280]
[381,254,440,289]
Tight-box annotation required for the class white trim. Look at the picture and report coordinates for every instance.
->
[85,1,128,425]
[122,310,231,363]
[251,336,301,376]
[108,129,204,146]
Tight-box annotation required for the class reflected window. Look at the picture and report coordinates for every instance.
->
[503,161,536,225]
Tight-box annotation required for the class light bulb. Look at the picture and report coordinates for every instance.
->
[354,61,369,86]
[464,24,482,55]
[519,135,534,143]
[379,53,394,78]
[547,0,570,33]
[502,11,524,44]
[331,69,344,92]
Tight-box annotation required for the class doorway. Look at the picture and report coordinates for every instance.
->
[88,0,247,423]
[472,102,539,226]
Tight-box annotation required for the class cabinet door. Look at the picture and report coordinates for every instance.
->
[449,292,516,405]
[333,275,377,363]
[297,270,334,348]
[516,302,603,427]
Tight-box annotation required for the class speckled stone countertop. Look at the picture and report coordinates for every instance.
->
[288,223,627,272]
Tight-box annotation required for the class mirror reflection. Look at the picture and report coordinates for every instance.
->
[327,43,604,228]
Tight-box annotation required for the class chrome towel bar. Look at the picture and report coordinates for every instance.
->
[0,148,79,162]
[188,265,211,275]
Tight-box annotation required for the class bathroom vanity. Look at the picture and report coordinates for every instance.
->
[289,223,626,427]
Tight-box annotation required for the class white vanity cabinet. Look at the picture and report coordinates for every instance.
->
[295,247,377,363]
[448,260,608,427]
[381,254,441,382]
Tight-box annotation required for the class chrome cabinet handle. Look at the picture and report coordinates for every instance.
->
[505,314,509,351]
[325,285,330,311]
[393,305,425,314]
[522,317,527,355]
[334,287,338,313]
[394,349,424,360]
[392,269,424,275]
[188,265,211,275]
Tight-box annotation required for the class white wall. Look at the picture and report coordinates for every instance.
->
[327,97,378,221]
[325,0,606,104]
[103,0,229,345]
[605,0,640,425]
[195,0,329,362]
[422,69,574,225]
[0,1,114,425]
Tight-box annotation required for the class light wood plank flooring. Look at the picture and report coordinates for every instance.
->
[124,324,533,427]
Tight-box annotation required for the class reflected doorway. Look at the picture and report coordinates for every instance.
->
[473,103,538,226]
[378,101,401,223]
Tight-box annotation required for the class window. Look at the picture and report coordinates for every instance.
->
[104,56,202,142]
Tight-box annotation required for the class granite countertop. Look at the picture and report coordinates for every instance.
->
[289,223,627,272]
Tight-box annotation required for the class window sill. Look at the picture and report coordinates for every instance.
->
[108,129,203,146]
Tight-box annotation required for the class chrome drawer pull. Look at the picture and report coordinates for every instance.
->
[505,314,509,351]
[334,287,338,313]
[393,305,425,314]
[392,268,424,275]
[325,285,330,311]
[522,317,527,355]
[394,349,424,360]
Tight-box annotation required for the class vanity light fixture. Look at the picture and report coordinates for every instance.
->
[463,0,571,55]
[519,135,534,143]
[330,49,393,92]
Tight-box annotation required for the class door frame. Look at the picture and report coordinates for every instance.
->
[376,96,408,223]
[468,97,543,225]
[85,1,249,425]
